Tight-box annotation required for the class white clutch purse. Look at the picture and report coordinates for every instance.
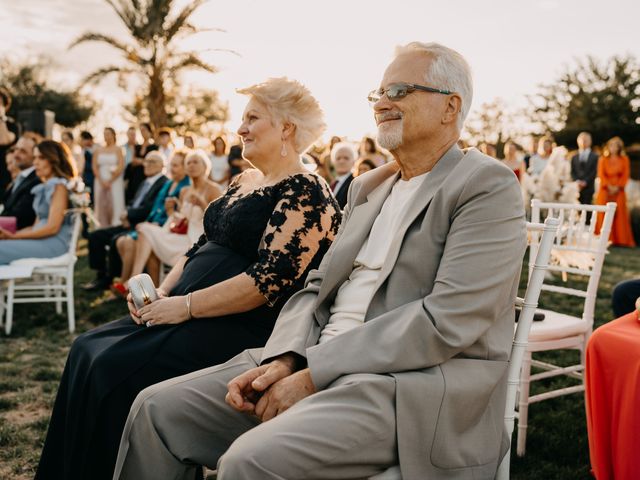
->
[128,273,159,310]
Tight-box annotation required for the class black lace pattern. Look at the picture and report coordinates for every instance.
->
[186,171,341,305]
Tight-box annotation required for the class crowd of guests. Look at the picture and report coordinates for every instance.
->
[478,132,636,247]
[0,39,638,480]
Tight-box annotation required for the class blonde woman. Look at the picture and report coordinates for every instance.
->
[37,77,342,480]
[131,150,221,279]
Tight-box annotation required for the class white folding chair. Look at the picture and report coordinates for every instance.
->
[495,217,559,479]
[2,212,82,335]
[515,200,616,456]
[371,218,560,480]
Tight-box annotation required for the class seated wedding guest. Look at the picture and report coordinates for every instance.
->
[611,278,640,317]
[528,136,553,175]
[359,134,387,166]
[209,135,231,189]
[320,135,342,175]
[0,140,77,264]
[354,157,377,177]
[1,146,18,203]
[125,150,221,286]
[502,140,526,181]
[82,151,168,291]
[125,123,158,204]
[0,87,20,192]
[112,150,192,292]
[112,42,526,480]
[93,127,126,227]
[329,141,356,209]
[0,134,41,229]
[156,127,174,165]
[36,77,341,480]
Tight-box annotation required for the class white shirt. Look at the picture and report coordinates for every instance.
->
[579,148,591,162]
[132,172,163,208]
[12,166,36,193]
[319,172,429,343]
[333,172,352,195]
[159,146,174,166]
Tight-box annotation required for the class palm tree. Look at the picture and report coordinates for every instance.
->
[71,0,232,128]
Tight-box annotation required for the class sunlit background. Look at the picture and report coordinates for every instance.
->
[1,0,639,142]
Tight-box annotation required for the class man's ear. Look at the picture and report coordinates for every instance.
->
[442,94,462,125]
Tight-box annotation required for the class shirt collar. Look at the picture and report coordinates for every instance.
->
[145,172,163,185]
[18,166,36,179]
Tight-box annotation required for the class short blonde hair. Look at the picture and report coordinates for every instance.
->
[237,77,326,153]
[186,149,212,177]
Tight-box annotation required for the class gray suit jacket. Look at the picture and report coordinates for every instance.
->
[261,145,527,479]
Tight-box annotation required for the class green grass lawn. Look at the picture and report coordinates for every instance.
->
[0,242,638,479]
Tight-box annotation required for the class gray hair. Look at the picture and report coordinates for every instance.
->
[330,141,357,163]
[395,42,473,130]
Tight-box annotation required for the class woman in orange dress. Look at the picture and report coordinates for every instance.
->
[595,136,635,246]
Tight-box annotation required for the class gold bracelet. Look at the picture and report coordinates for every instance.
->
[186,292,193,320]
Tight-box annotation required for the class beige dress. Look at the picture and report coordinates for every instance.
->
[136,201,204,266]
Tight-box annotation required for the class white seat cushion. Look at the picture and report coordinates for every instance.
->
[527,309,589,342]
[10,253,75,267]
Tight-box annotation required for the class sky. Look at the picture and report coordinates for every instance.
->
[1,0,639,142]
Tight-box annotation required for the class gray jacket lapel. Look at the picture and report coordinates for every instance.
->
[315,167,399,308]
[368,145,465,304]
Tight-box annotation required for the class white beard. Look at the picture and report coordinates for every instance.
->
[377,120,403,151]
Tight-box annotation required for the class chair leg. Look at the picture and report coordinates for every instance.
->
[5,280,15,335]
[66,272,75,333]
[517,350,532,457]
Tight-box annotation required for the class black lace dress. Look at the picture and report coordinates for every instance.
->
[36,171,341,480]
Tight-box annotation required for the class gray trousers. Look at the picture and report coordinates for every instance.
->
[113,349,398,480]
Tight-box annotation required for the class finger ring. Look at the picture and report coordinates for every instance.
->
[146,321,151,327]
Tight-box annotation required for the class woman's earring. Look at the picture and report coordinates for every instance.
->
[280,141,287,157]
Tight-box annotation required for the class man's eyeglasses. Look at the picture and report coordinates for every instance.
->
[367,82,452,106]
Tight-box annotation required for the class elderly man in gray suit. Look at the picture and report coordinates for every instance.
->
[113,41,527,480]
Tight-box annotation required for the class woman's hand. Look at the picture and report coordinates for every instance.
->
[188,192,207,209]
[127,288,168,324]
[0,227,15,240]
[138,295,190,327]
[164,197,178,214]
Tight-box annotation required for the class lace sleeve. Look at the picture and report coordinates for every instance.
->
[185,233,207,258]
[245,175,340,305]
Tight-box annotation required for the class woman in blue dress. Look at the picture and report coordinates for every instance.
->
[0,140,77,264]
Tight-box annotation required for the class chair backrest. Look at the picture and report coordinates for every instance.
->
[529,200,616,329]
[68,212,83,258]
[498,216,559,480]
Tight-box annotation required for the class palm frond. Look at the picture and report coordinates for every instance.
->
[168,54,218,75]
[83,66,137,86]
[69,32,134,56]
[164,0,206,43]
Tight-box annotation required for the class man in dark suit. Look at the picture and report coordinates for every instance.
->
[0,135,41,229]
[83,151,168,290]
[571,131,599,204]
[329,141,356,210]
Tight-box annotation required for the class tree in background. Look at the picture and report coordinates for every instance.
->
[0,58,95,127]
[530,55,640,147]
[463,98,530,157]
[72,0,233,129]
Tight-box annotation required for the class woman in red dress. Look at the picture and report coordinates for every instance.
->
[595,136,635,247]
